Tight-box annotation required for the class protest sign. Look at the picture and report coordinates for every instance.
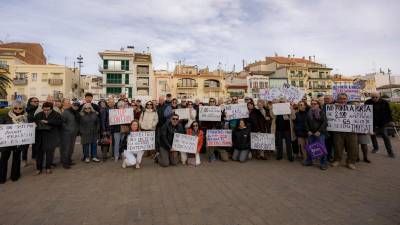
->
[109,108,134,125]
[272,103,291,115]
[280,84,305,103]
[127,131,155,152]
[172,133,198,154]
[325,104,373,133]
[174,108,190,120]
[251,133,275,151]
[224,103,249,120]
[332,84,361,101]
[199,106,222,121]
[206,130,232,147]
[0,123,35,147]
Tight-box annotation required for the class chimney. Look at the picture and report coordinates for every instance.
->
[302,56,305,59]
[309,56,312,61]
[288,54,291,58]
[313,55,316,62]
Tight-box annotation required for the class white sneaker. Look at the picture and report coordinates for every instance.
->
[348,164,356,170]
[92,158,100,162]
[85,158,90,163]
[135,164,140,169]
[122,161,127,168]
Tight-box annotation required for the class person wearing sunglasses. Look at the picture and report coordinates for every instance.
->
[159,114,185,167]
[163,98,179,121]
[79,103,101,163]
[0,100,29,184]
[183,121,204,166]
[33,102,63,175]
[365,92,395,158]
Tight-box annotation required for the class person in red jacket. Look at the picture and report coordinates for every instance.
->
[183,121,204,166]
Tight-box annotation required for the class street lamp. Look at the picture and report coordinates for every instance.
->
[77,55,83,97]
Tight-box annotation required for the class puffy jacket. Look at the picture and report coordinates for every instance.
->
[186,128,204,153]
[140,109,158,130]
[160,121,185,150]
[233,127,251,150]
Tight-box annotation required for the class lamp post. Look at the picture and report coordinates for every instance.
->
[77,55,83,98]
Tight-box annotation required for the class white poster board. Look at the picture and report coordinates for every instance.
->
[272,103,291,115]
[326,104,373,133]
[127,131,155,152]
[174,108,190,120]
[224,104,249,120]
[199,106,222,121]
[206,130,232,147]
[0,123,36,147]
[109,108,134,125]
[332,85,361,101]
[172,133,198,154]
[251,133,276,151]
[280,84,305,103]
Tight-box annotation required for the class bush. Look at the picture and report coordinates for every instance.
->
[390,103,400,125]
[0,108,10,118]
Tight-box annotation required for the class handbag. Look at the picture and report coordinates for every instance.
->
[305,139,327,160]
[99,135,111,146]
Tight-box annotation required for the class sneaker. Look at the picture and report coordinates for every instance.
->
[389,153,396,158]
[22,160,28,167]
[92,158,100,162]
[122,161,127,168]
[320,164,328,170]
[114,157,119,162]
[135,164,140,169]
[331,161,340,167]
[348,164,356,170]
[372,149,379,153]
[85,158,90,163]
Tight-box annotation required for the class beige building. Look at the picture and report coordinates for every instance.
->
[0,42,79,102]
[81,75,103,100]
[153,70,172,99]
[225,71,248,98]
[99,48,154,99]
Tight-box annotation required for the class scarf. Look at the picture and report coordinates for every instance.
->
[311,107,321,120]
[8,110,28,124]
[191,128,199,136]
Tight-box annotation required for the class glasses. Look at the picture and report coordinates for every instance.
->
[31,101,39,103]
[146,104,153,106]
[172,118,179,121]
[84,108,91,110]
[193,125,198,127]
[209,100,215,103]
[14,107,23,110]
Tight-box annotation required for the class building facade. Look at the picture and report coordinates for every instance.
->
[225,72,248,98]
[81,75,103,100]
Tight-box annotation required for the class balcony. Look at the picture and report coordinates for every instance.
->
[290,73,305,78]
[309,74,332,79]
[137,82,149,88]
[98,65,125,72]
[310,85,332,89]
[177,83,198,88]
[137,72,149,77]
[204,87,222,92]
[48,79,63,85]
[13,78,28,85]
[0,63,9,71]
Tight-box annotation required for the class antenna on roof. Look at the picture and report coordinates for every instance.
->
[146,46,150,53]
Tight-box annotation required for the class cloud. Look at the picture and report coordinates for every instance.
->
[1,0,399,75]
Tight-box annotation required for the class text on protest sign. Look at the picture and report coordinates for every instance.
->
[206,130,232,147]
[199,106,222,121]
[0,123,35,147]
[127,131,155,152]
[174,108,190,120]
[224,103,249,120]
[325,104,373,134]
[272,103,291,115]
[332,84,361,101]
[109,108,134,125]
[280,84,305,103]
[251,133,276,151]
[172,133,198,154]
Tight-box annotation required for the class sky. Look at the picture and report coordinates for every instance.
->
[1,0,399,76]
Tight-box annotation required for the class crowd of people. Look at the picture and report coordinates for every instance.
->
[0,91,397,184]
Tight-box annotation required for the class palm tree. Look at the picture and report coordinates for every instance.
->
[0,64,12,98]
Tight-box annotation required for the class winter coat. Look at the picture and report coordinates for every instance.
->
[305,109,328,135]
[186,128,204,153]
[34,110,62,149]
[160,121,185,150]
[139,109,158,130]
[61,108,79,135]
[99,107,110,133]
[365,98,393,128]
[270,108,296,141]
[79,112,99,144]
[247,108,267,132]
[233,127,251,151]
[294,111,308,138]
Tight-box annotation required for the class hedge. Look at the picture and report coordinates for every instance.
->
[390,103,400,125]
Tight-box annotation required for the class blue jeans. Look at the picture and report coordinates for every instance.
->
[113,132,122,159]
[83,143,97,159]
[305,134,327,166]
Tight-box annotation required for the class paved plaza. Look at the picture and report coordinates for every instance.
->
[0,138,399,225]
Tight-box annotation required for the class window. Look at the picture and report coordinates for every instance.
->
[137,65,149,74]
[125,74,129,84]
[204,79,220,88]
[178,78,196,87]
[103,60,108,69]
[121,60,129,70]
[42,73,48,81]
[291,81,296,86]
[106,87,122,94]
[32,73,37,81]
[299,81,304,87]
[107,60,121,70]
[127,87,132,98]
[106,73,122,84]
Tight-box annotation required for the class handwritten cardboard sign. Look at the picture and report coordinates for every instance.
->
[172,133,198,154]
[199,106,222,121]
[206,130,232,147]
[332,84,361,101]
[272,103,291,115]
[0,123,35,147]
[251,133,275,151]
[174,108,190,120]
[326,104,373,133]
[109,108,134,125]
[127,131,155,152]
[224,104,249,120]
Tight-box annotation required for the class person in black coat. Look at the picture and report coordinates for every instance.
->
[159,114,185,167]
[23,97,39,163]
[232,119,251,162]
[60,99,80,169]
[247,101,267,160]
[0,100,29,184]
[365,92,395,158]
[33,102,62,175]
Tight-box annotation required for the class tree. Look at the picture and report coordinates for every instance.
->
[0,65,12,98]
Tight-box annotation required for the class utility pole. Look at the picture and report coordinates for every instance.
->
[77,55,83,98]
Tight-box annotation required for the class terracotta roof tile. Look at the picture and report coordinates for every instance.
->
[0,42,46,64]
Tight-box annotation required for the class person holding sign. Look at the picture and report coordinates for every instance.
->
[246,101,268,160]
[120,120,144,169]
[139,101,158,158]
[304,99,328,170]
[232,119,251,162]
[182,121,204,166]
[0,100,29,184]
[159,114,185,167]
[331,93,358,170]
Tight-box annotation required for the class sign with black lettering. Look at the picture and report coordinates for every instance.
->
[325,104,373,134]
